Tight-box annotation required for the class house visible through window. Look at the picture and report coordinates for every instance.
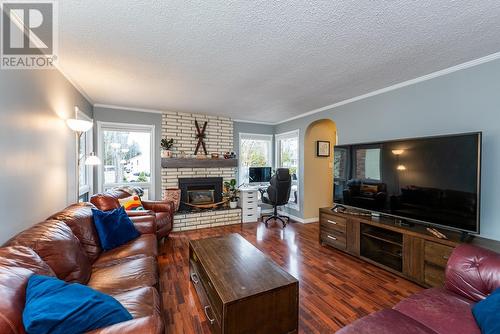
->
[238,133,273,185]
[98,122,155,199]
[275,130,299,209]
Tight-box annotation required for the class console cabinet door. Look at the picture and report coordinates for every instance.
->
[346,219,360,256]
[402,235,424,284]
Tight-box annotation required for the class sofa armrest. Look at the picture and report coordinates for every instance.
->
[129,215,156,235]
[87,315,164,334]
[141,200,174,214]
[125,210,155,217]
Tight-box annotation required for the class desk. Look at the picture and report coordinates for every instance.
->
[238,188,260,223]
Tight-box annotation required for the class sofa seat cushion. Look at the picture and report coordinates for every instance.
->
[88,257,157,295]
[337,309,437,334]
[394,288,479,334]
[48,203,102,262]
[112,287,161,319]
[92,234,157,268]
[23,275,132,334]
[0,247,55,334]
[86,315,164,334]
[4,220,91,284]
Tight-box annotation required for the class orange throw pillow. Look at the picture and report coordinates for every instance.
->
[118,195,144,211]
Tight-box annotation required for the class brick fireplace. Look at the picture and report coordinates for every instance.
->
[161,111,241,231]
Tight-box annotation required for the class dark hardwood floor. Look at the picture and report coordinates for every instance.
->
[158,221,423,333]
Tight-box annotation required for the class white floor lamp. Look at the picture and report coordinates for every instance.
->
[66,107,101,202]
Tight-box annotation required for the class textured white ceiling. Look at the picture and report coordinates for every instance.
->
[58,1,500,123]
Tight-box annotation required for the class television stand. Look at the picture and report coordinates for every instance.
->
[319,207,461,287]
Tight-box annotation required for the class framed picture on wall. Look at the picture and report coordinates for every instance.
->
[316,141,330,157]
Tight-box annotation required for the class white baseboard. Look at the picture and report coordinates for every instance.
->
[259,208,318,224]
[277,210,318,224]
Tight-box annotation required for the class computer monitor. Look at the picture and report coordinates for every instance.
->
[249,167,272,183]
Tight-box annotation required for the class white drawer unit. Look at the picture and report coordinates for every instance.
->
[238,189,259,223]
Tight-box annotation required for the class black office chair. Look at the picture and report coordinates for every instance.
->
[259,168,292,228]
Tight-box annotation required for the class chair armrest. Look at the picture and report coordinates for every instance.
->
[87,315,164,334]
[129,215,156,235]
[141,200,174,213]
[125,210,155,217]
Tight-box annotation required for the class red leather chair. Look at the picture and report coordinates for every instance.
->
[90,189,174,240]
[337,244,500,334]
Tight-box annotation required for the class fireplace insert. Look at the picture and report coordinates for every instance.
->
[178,177,223,211]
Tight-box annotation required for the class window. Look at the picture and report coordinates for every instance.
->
[238,133,273,185]
[355,147,381,180]
[275,130,299,209]
[98,122,155,199]
[78,113,93,202]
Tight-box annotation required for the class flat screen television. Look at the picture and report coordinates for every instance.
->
[249,167,272,183]
[333,132,481,234]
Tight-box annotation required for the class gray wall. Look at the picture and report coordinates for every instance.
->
[92,107,162,199]
[0,70,92,243]
[275,58,500,240]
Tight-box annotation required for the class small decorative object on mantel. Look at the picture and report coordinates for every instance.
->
[194,120,208,155]
[211,153,219,159]
[316,140,330,157]
[161,138,174,158]
[223,152,236,159]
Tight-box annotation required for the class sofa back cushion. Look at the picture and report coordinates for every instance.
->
[0,246,55,334]
[445,244,500,302]
[90,189,130,211]
[5,220,91,284]
[48,203,102,262]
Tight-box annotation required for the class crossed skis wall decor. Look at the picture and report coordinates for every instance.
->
[194,120,208,155]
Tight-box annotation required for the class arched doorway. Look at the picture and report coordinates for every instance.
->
[303,119,337,219]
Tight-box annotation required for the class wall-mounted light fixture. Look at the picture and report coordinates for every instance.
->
[66,106,101,201]
[397,165,407,171]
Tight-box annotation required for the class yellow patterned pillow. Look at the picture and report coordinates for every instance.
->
[118,195,144,211]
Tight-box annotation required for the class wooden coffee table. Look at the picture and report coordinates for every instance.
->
[189,233,299,334]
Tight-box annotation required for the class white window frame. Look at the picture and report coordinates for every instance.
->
[78,112,93,200]
[97,121,156,199]
[275,129,300,210]
[238,132,273,185]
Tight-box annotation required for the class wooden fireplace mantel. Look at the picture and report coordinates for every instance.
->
[161,158,238,168]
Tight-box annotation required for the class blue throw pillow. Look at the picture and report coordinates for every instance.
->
[472,287,500,334]
[23,275,132,334]
[91,206,140,251]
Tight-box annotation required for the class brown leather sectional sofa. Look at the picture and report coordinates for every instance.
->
[91,189,174,239]
[0,202,164,334]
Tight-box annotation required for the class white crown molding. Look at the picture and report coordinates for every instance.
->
[233,118,275,125]
[93,103,167,114]
[274,51,500,125]
[56,66,94,105]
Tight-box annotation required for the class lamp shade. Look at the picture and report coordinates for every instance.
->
[85,152,101,166]
[67,118,93,132]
